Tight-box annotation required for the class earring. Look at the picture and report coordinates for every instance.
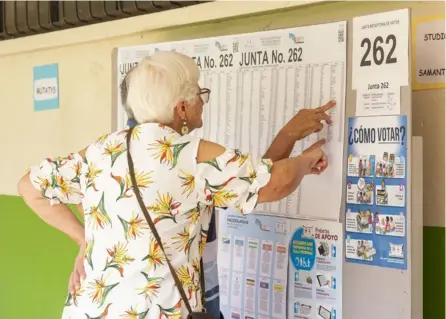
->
[181,118,189,135]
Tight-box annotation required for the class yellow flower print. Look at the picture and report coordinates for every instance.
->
[103,242,135,277]
[261,158,273,173]
[54,175,79,200]
[137,272,163,301]
[157,299,182,319]
[103,141,126,166]
[148,137,190,169]
[147,192,181,224]
[88,275,119,307]
[95,134,109,146]
[199,227,208,255]
[173,227,196,260]
[142,237,166,271]
[226,149,249,167]
[176,265,200,307]
[111,170,153,200]
[86,193,112,230]
[179,170,195,197]
[239,165,257,184]
[204,178,238,207]
[183,206,200,225]
[118,125,142,141]
[120,305,150,319]
[85,237,95,270]
[118,211,148,241]
[85,163,102,191]
[191,258,200,273]
[85,303,112,319]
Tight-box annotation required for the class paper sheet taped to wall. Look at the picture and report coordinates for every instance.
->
[116,22,347,220]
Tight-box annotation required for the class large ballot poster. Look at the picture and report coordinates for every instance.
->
[218,211,343,319]
[116,21,347,220]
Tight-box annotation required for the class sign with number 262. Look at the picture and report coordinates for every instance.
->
[352,9,410,88]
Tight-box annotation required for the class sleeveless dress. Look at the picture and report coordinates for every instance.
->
[30,123,272,319]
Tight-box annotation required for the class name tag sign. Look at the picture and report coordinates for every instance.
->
[33,63,59,111]
[352,9,410,89]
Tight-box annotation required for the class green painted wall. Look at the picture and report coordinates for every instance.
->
[1,194,444,318]
[0,195,80,319]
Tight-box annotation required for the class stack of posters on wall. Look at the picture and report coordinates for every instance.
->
[218,210,343,319]
[345,115,407,270]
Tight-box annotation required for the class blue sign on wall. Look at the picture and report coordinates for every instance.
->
[33,63,59,111]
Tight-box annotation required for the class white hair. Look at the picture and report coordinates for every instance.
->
[126,51,200,124]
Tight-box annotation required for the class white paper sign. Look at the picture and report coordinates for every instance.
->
[352,9,410,88]
[414,17,445,89]
[34,78,58,101]
[356,77,400,116]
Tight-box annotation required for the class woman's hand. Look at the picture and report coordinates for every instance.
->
[284,100,336,141]
[300,139,329,175]
[68,242,87,295]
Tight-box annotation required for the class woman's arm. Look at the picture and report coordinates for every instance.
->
[18,148,88,246]
[18,174,85,246]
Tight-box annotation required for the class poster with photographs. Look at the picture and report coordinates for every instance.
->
[344,115,407,270]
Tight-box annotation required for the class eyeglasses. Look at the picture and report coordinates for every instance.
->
[198,88,211,104]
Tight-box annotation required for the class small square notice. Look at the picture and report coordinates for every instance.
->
[33,63,59,111]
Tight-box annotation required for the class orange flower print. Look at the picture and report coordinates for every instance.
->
[111,170,153,200]
[118,125,142,141]
[157,299,182,319]
[118,212,148,241]
[147,192,181,224]
[226,149,249,167]
[148,137,190,169]
[239,165,257,184]
[85,163,103,191]
[86,193,112,230]
[120,305,150,319]
[95,134,109,147]
[64,286,85,307]
[137,272,163,301]
[173,227,196,260]
[179,170,195,197]
[204,177,238,207]
[55,175,80,201]
[85,237,95,270]
[88,275,119,307]
[199,227,208,255]
[142,237,166,271]
[103,141,126,167]
[191,258,200,274]
[85,303,112,319]
[176,265,200,307]
[103,242,135,277]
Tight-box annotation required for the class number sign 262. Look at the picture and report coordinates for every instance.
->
[360,34,397,67]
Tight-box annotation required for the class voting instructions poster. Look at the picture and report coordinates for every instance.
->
[218,210,291,319]
[345,115,408,270]
[116,21,347,221]
[288,219,343,319]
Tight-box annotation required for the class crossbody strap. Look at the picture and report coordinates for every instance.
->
[126,127,198,314]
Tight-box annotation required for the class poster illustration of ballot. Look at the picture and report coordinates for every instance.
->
[345,115,407,269]
[218,210,291,319]
[288,219,343,319]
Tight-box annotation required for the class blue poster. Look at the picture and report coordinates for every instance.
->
[345,115,407,270]
[33,63,59,111]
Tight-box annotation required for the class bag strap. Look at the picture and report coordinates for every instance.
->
[126,127,199,314]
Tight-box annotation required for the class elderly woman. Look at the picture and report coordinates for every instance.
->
[18,51,333,319]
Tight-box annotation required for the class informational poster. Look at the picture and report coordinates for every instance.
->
[352,9,410,89]
[412,16,445,90]
[288,219,343,319]
[116,21,347,220]
[218,210,292,319]
[345,115,407,270]
[33,63,59,111]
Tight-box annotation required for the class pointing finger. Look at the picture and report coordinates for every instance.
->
[316,100,336,113]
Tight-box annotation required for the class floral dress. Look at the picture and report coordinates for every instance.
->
[30,123,272,319]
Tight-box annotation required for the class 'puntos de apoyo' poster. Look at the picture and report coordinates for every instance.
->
[345,115,407,270]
